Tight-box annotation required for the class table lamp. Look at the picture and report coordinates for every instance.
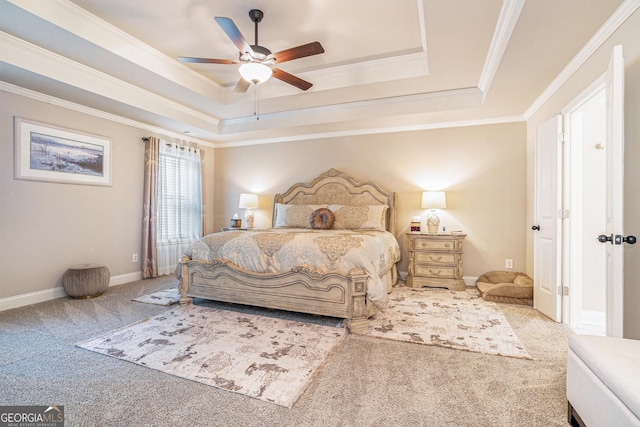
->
[421,191,447,234]
[239,193,259,228]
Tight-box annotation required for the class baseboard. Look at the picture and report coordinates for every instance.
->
[0,287,69,312]
[0,271,143,312]
[572,310,606,336]
[398,272,477,288]
[463,276,478,287]
[110,271,143,286]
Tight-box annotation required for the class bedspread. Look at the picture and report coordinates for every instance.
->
[183,229,401,310]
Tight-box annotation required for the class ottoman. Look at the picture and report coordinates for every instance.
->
[63,263,110,298]
[567,335,640,427]
[475,271,533,305]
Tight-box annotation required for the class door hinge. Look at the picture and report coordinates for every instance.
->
[558,131,570,143]
[558,209,570,219]
[557,286,569,296]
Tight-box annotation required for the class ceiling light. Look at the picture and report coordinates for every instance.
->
[239,62,273,85]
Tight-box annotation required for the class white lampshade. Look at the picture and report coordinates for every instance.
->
[239,62,273,85]
[421,191,447,209]
[239,193,259,209]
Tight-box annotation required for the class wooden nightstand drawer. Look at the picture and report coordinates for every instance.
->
[414,239,457,251]
[414,265,457,278]
[414,252,456,264]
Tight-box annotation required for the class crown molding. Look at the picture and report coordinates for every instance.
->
[0,81,215,148]
[524,0,640,119]
[2,79,524,149]
[214,115,525,148]
[5,0,223,102]
[417,0,429,73]
[221,49,429,106]
[1,31,221,132]
[478,0,526,97]
[220,87,482,135]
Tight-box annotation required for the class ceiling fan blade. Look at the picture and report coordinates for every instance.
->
[178,57,238,64]
[272,42,325,63]
[233,78,251,93]
[272,68,313,91]
[214,16,254,56]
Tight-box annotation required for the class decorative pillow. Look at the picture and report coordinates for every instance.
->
[273,203,328,228]
[310,208,335,230]
[328,204,388,230]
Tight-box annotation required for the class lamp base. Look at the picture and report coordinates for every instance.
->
[244,210,255,228]
[426,211,440,234]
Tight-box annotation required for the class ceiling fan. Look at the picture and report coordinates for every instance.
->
[178,9,325,93]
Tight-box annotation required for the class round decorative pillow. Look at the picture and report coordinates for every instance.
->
[310,208,335,230]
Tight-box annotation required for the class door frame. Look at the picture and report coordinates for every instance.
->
[534,46,625,336]
[561,76,607,334]
[604,44,625,338]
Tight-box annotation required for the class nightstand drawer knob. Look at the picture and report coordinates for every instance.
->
[444,243,450,247]
[429,269,441,275]
[430,256,442,262]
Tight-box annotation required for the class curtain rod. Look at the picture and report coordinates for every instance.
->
[141,137,149,142]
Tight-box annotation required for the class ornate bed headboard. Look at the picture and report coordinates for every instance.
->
[273,168,397,235]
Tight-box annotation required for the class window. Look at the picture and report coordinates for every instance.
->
[156,142,202,275]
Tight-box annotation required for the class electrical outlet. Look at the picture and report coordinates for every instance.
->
[506,259,513,269]
[132,253,139,263]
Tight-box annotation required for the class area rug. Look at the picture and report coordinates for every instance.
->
[132,288,180,306]
[77,304,346,407]
[356,286,532,359]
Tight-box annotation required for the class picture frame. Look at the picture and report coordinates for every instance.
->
[14,117,112,186]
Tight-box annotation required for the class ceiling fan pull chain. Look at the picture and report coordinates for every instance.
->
[254,84,260,120]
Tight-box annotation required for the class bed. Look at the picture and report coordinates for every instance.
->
[177,168,400,332]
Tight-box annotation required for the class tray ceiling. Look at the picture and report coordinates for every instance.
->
[0,0,629,145]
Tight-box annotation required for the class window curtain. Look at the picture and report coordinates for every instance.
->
[156,140,203,276]
[142,137,159,278]
[142,137,204,278]
[200,150,207,235]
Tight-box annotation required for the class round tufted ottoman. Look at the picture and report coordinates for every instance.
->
[63,263,110,299]
[476,271,533,305]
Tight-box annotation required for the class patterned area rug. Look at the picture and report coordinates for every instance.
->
[77,305,346,407]
[132,288,180,306]
[356,286,532,359]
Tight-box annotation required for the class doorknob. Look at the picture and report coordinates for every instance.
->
[623,235,637,245]
[531,225,540,231]
[598,234,613,243]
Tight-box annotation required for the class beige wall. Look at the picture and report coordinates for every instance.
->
[623,57,640,339]
[0,91,215,302]
[525,9,640,338]
[214,122,527,278]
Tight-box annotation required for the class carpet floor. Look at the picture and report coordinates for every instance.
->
[1,275,574,427]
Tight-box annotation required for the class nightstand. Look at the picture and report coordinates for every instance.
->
[405,233,466,291]
[220,227,268,232]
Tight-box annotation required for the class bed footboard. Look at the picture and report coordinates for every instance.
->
[178,256,374,332]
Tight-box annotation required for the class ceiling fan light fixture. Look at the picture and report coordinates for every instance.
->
[239,62,273,85]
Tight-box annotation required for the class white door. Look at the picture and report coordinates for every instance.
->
[533,115,563,321]
[603,45,625,338]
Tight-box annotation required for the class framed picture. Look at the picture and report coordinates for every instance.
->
[14,117,112,186]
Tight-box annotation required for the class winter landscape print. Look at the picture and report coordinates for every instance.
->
[30,132,104,177]
[15,118,111,186]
